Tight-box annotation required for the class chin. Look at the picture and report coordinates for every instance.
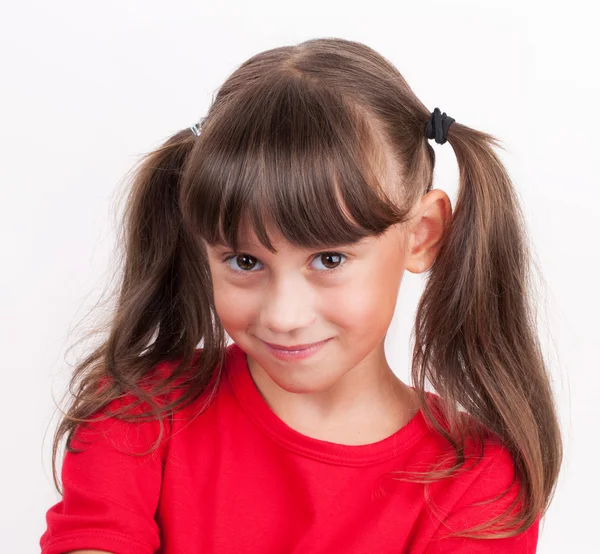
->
[267,357,346,389]
[269,374,338,394]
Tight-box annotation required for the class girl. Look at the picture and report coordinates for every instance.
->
[40,37,562,553]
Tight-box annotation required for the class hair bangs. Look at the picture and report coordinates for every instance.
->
[184,75,406,254]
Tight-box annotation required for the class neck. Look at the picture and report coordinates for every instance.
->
[245,344,420,446]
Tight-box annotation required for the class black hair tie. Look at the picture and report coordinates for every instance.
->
[425,107,455,145]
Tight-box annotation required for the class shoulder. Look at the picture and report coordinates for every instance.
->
[423,439,540,551]
[415,392,524,518]
[421,406,531,544]
[70,349,209,453]
[423,430,518,506]
[450,441,519,509]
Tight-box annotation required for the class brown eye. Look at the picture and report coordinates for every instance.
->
[233,254,257,271]
[221,251,349,276]
[221,253,262,274]
[318,253,343,270]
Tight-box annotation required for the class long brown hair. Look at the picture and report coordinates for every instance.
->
[49,37,562,540]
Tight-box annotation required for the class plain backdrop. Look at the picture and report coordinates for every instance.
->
[1,1,598,551]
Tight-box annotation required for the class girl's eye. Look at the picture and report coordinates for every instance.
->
[221,252,348,276]
[223,253,260,273]
[312,252,346,272]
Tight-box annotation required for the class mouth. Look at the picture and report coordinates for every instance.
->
[260,339,331,351]
[259,337,333,361]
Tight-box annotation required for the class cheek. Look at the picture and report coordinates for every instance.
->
[206,256,255,329]
[326,260,402,329]
[211,281,257,329]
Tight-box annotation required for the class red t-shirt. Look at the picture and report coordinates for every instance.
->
[40,342,539,553]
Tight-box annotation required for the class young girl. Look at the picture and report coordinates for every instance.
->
[39,37,562,554]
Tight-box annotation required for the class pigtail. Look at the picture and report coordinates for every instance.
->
[411,122,563,537]
[113,126,216,368]
[50,124,228,495]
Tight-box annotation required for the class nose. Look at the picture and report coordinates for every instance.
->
[260,275,316,334]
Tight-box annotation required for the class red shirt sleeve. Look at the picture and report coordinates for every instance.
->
[424,445,540,553]
[40,396,170,554]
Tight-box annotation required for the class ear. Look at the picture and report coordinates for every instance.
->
[404,190,452,274]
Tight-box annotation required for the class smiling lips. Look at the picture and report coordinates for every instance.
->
[260,338,332,361]
[262,339,330,351]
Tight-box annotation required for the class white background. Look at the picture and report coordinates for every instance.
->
[1,1,597,551]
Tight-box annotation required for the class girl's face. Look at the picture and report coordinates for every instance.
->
[202,219,409,395]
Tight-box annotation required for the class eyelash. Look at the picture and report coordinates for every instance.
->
[220,252,349,277]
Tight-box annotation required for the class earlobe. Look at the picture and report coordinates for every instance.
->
[405,256,430,275]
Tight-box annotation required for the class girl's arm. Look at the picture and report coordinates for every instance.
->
[40,397,167,554]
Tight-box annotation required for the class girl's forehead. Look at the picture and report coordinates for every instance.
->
[206,221,385,253]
